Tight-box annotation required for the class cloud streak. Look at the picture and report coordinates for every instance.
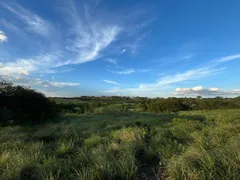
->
[104,80,119,85]
[138,66,226,89]
[217,54,240,62]
[109,68,136,75]
[2,3,52,36]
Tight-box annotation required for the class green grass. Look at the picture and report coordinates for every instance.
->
[0,109,240,179]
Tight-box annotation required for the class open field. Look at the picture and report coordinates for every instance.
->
[1,109,240,180]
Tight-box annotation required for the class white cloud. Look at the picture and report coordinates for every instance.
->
[103,86,170,97]
[1,0,154,78]
[42,81,80,88]
[104,66,226,97]
[217,54,240,62]
[121,49,126,54]
[2,3,52,36]
[0,53,64,75]
[109,68,136,75]
[105,58,118,65]
[174,86,240,97]
[0,1,122,76]
[2,75,80,88]
[138,66,226,90]
[0,30,7,42]
[104,52,240,97]
[103,80,119,85]
[65,1,121,64]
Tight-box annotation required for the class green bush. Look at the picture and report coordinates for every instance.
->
[148,98,189,112]
[0,81,56,125]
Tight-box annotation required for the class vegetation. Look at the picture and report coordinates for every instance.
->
[0,109,239,179]
[0,82,240,179]
[52,96,240,114]
[0,81,56,125]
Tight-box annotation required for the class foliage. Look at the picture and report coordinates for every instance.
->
[1,81,240,179]
[0,81,56,125]
[52,96,240,115]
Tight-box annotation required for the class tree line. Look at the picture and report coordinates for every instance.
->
[1,81,240,125]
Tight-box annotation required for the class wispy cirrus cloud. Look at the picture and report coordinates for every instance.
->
[0,0,123,76]
[0,0,155,79]
[103,80,119,85]
[0,30,7,42]
[109,68,136,75]
[216,54,240,62]
[64,0,121,64]
[139,66,226,89]
[104,66,226,97]
[0,0,156,97]
[104,53,240,97]
[106,58,151,75]
[105,58,118,65]
[2,3,52,36]
[174,86,240,97]
[126,31,150,54]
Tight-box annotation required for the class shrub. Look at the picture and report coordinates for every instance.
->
[0,81,56,125]
[55,103,92,114]
[148,98,189,112]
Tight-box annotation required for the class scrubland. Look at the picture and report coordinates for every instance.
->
[1,109,239,179]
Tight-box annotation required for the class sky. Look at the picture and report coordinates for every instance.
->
[0,0,240,97]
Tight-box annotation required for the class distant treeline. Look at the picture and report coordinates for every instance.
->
[52,96,240,114]
[1,79,240,125]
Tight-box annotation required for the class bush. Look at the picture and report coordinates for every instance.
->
[55,103,92,114]
[0,81,56,125]
[148,98,189,112]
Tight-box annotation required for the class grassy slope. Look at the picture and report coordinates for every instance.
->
[0,109,240,180]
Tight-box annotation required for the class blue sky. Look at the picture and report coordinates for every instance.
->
[1,0,240,97]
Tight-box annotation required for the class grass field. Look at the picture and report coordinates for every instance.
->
[0,109,240,180]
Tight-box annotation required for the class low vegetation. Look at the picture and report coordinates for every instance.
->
[1,110,240,179]
[0,82,240,179]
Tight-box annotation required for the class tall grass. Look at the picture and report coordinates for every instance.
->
[0,109,239,179]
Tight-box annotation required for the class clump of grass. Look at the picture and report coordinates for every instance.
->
[167,146,214,179]
[112,127,147,143]
[83,135,102,148]
[166,121,240,179]
[56,139,74,157]
[40,155,60,176]
[116,150,137,180]
[74,166,97,180]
